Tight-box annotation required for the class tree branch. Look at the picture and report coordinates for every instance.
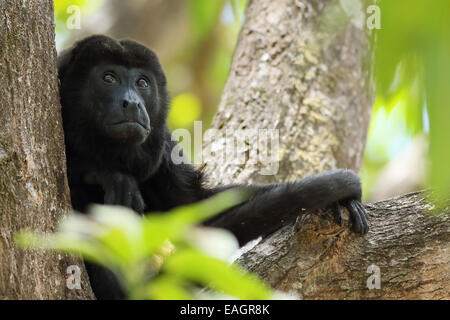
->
[237,191,450,299]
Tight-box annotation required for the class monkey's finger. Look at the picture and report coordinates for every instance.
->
[358,201,369,221]
[347,201,364,234]
[355,201,369,234]
[331,202,344,226]
[121,181,133,209]
[104,189,116,205]
[133,194,145,214]
[117,182,128,205]
[123,190,133,209]
[351,200,369,234]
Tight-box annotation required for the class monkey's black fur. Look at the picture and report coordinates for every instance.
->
[57,35,369,300]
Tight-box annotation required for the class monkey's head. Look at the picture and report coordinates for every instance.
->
[57,35,169,146]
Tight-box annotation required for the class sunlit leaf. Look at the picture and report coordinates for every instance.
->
[142,188,249,252]
[15,189,263,300]
[186,226,239,261]
[163,248,272,300]
[146,275,193,300]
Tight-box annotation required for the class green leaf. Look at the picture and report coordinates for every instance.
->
[15,189,258,300]
[163,248,272,300]
[142,188,249,251]
[145,275,193,300]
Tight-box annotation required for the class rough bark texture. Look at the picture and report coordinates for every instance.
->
[202,0,449,299]
[238,192,450,299]
[0,0,93,299]
[203,0,374,185]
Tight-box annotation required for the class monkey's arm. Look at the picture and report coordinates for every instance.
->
[203,169,368,246]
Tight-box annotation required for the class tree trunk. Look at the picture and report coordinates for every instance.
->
[203,0,373,186]
[238,192,450,299]
[203,0,449,299]
[0,0,93,299]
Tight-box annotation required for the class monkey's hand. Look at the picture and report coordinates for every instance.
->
[331,200,369,235]
[293,169,369,235]
[85,171,146,214]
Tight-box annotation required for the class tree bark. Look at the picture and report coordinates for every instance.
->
[238,192,450,299]
[202,0,449,299]
[0,0,93,299]
[203,0,373,186]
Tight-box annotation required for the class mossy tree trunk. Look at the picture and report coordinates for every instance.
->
[203,0,373,186]
[0,0,93,299]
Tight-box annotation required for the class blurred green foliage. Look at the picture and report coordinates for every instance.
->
[180,0,247,139]
[188,0,226,41]
[16,190,276,300]
[168,93,202,129]
[54,0,104,41]
[371,0,450,201]
[361,105,414,200]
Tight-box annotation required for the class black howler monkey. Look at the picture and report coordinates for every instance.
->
[57,35,368,299]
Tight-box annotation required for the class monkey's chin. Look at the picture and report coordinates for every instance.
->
[106,123,150,144]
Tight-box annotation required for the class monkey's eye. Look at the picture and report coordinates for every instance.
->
[137,78,149,88]
[103,73,117,84]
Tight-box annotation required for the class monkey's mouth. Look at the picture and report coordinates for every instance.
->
[112,120,150,131]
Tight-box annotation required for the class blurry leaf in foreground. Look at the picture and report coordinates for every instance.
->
[163,248,272,300]
[141,187,249,252]
[15,188,274,300]
[186,226,239,262]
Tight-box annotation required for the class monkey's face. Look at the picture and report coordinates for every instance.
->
[83,63,155,144]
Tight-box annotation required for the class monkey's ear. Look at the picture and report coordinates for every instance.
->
[57,47,76,85]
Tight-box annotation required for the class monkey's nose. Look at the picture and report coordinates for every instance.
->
[123,100,140,111]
